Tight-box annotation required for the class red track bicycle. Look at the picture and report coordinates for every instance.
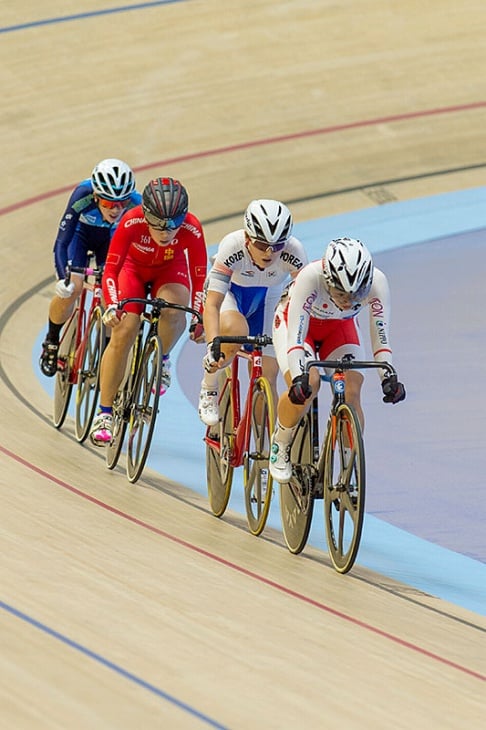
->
[53,262,105,442]
[204,334,275,536]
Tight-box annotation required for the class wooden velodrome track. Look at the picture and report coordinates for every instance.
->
[1,2,485,728]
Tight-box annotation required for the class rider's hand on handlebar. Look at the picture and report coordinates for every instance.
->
[288,374,312,405]
[381,374,406,404]
[189,315,205,343]
[203,341,224,372]
[55,279,75,299]
[102,304,123,327]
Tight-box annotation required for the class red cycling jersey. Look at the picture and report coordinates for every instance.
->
[102,205,207,314]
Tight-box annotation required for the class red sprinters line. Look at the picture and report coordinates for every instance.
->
[1,101,485,217]
[1,443,484,682]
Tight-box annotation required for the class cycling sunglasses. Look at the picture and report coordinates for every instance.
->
[250,237,287,253]
[98,197,131,209]
[144,210,186,230]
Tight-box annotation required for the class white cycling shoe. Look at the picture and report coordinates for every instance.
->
[198,389,219,426]
[269,437,292,482]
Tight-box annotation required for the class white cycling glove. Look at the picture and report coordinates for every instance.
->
[55,280,75,299]
[203,341,224,372]
[203,342,217,372]
[102,304,120,327]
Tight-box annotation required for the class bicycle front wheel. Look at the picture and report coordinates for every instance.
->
[279,412,315,554]
[53,313,78,428]
[126,334,163,483]
[106,340,136,470]
[243,376,275,536]
[323,403,365,574]
[75,306,105,443]
[106,381,130,470]
[206,375,234,517]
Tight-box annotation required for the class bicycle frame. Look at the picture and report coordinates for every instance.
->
[205,344,265,468]
[280,356,397,571]
[120,295,202,388]
[58,265,103,385]
[53,262,105,432]
[106,295,202,483]
[204,334,275,535]
[308,357,396,488]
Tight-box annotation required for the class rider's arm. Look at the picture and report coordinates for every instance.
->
[101,217,133,306]
[202,289,226,344]
[52,182,90,278]
[201,233,237,340]
[367,267,393,376]
[285,262,318,380]
[285,236,309,279]
[183,213,208,314]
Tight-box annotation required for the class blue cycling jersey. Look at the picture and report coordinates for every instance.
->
[52,178,141,278]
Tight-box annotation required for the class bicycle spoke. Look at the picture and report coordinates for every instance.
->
[280,413,315,554]
[323,404,365,573]
[53,313,78,428]
[206,377,234,517]
[126,336,163,483]
[75,307,104,442]
[243,377,275,536]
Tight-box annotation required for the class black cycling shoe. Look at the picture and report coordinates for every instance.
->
[39,340,59,377]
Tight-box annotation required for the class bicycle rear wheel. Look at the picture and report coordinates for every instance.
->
[206,375,234,517]
[243,376,275,536]
[279,412,315,554]
[53,313,78,428]
[126,334,163,483]
[75,306,105,443]
[323,403,365,574]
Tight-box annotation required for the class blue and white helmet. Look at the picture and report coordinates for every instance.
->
[91,158,135,200]
[322,237,374,299]
[244,199,293,244]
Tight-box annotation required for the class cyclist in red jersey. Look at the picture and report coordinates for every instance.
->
[89,177,207,445]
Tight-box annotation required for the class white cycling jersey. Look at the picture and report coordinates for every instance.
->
[273,259,393,380]
[205,229,308,352]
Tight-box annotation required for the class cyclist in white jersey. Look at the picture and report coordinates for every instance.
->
[269,236,406,483]
[198,199,308,426]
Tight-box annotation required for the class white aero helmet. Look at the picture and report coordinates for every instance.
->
[244,199,293,244]
[322,237,374,300]
[91,158,135,200]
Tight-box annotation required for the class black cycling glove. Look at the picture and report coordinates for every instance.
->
[288,374,312,405]
[381,374,406,404]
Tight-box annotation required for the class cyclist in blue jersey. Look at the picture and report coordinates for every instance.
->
[39,158,141,377]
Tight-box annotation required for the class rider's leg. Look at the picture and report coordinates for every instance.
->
[198,309,249,426]
[153,282,190,354]
[43,273,83,347]
[344,370,365,429]
[47,274,84,334]
[262,354,280,410]
[40,274,85,377]
[98,313,140,408]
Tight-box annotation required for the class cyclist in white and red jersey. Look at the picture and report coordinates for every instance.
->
[269,236,406,483]
[198,199,308,426]
[90,177,207,445]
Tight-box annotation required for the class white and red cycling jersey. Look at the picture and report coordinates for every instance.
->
[205,229,308,352]
[102,205,207,315]
[273,259,393,380]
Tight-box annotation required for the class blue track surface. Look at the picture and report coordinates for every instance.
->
[36,187,486,615]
